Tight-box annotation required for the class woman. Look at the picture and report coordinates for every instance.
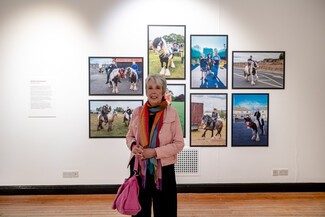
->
[126,74,184,217]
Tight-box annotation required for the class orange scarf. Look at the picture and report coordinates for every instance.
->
[138,99,167,190]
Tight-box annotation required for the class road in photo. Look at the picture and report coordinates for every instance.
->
[191,65,227,88]
[89,70,143,95]
[232,119,268,146]
[233,67,283,89]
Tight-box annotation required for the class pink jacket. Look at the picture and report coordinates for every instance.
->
[126,106,185,166]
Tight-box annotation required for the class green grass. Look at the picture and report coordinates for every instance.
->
[149,50,184,79]
[171,101,185,137]
[90,113,129,138]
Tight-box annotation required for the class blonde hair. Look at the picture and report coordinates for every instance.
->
[145,74,167,94]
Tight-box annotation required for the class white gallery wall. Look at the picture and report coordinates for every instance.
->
[0,0,324,185]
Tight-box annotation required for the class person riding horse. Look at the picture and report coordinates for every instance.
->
[244,55,259,85]
[211,108,220,129]
[101,104,110,122]
[105,59,117,84]
[201,113,223,139]
[247,55,257,74]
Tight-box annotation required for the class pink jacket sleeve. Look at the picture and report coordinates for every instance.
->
[155,106,185,163]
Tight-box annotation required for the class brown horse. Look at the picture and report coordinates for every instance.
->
[97,106,117,131]
[201,114,223,139]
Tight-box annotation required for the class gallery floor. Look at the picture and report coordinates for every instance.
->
[1,192,325,216]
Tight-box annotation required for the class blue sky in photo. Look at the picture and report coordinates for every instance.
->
[233,94,268,110]
[148,26,185,40]
[191,35,227,52]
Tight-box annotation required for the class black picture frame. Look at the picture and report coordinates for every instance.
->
[232,93,269,147]
[89,100,143,138]
[166,84,186,137]
[89,57,144,95]
[147,25,186,80]
[190,34,228,89]
[190,93,228,147]
[232,51,285,89]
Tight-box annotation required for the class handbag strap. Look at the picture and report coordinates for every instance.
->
[133,106,143,174]
[133,120,140,173]
[133,155,139,173]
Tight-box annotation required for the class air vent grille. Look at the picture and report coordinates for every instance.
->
[175,149,199,176]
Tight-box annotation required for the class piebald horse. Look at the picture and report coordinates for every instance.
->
[97,105,117,131]
[123,108,132,127]
[244,61,259,85]
[108,68,125,94]
[152,37,175,76]
[125,67,138,91]
[244,116,260,141]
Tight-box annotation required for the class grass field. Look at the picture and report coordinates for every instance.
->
[149,50,184,78]
[90,113,129,138]
[170,101,185,137]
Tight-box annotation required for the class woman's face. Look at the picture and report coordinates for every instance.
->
[146,79,163,107]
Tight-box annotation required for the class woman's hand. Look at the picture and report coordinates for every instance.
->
[132,145,144,159]
[132,145,156,160]
[141,148,157,159]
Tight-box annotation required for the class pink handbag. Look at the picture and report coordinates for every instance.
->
[112,157,141,215]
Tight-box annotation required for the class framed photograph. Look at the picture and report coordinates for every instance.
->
[232,51,285,89]
[89,100,143,138]
[89,57,143,95]
[148,25,186,79]
[232,93,269,147]
[190,93,227,147]
[190,35,228,89]
[166,84,186,137]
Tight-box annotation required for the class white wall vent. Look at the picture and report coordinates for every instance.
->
[175,148,199,176]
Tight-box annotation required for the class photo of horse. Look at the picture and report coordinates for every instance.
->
[190,93,227,147]
[89,57,143,95]
[166,84,186,137]
[190,35,228,89]
[89,100,143,138]
[232,51,285,89]
[148,25,185,79]
[232,93,269,146]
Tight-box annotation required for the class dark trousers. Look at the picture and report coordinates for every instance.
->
[129,157,177,217]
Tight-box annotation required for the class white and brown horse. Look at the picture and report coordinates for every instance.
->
[125,67,138,91]
[108,68,126,94]
[244,61,259,85]
[152,37,175,76]
[123,108,132,127]
[244,116,260,141]
[97,106,117,132]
